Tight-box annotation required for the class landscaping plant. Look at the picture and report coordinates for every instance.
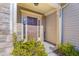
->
[12,33,48,56]
[57,43,79,56]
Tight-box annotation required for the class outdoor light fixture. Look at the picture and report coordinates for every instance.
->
[34,3,39,6]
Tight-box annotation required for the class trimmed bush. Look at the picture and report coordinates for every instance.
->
[57,43,79,56]
[12,33,48,56]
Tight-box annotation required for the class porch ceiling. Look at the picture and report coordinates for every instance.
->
[18,3,60,16]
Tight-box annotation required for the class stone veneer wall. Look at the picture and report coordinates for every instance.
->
[0,3,12,56]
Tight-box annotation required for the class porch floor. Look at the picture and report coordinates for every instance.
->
[44,42,58,56]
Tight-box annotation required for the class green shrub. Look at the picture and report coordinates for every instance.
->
[57,43,79,56]
[12,34,48,56]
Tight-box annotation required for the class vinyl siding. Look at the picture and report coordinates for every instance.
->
[63,3,79,50]
[0,3,11,55]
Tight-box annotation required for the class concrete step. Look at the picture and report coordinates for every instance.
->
[44,42,57,56]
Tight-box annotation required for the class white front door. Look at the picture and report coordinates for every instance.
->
[23,16,40,41]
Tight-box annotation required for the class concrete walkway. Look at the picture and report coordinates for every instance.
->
[44,42,58,56]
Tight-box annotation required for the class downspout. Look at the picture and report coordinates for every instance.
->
[61,7,63,44]
[61,4,69,44]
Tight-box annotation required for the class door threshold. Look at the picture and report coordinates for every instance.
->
[44,40,56,46]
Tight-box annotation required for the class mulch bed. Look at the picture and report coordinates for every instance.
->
[53,49,64,56]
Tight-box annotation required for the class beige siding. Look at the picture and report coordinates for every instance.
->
[45,12,57,44]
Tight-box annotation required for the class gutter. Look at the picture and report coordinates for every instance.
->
[62,4,69,9]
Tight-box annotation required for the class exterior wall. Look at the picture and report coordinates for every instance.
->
[0,3,12,55]
[45,12,57,44]
[63,4,79,50]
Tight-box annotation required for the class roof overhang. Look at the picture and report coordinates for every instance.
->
[18,3,60,16]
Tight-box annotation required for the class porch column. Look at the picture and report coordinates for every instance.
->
[56,7,62,46]
[12,3,17,33]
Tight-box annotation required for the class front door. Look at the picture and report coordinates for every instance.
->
[23,16,40,41]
